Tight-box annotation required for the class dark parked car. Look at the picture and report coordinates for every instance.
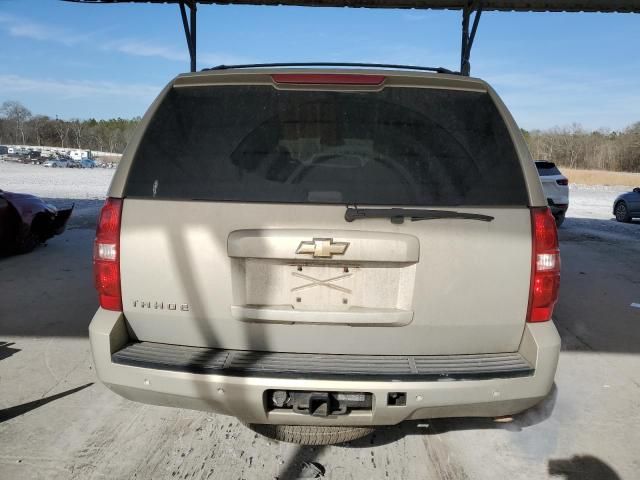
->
[19,151,41,164]
[4,154,22,163]
[613,187,640,222]
[67,159,83,168]
[0,190,73,254]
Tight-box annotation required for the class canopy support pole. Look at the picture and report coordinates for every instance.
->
[179,1,197,72]
[460,0,483,76]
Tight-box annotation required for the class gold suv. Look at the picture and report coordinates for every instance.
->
[90,65,561,445]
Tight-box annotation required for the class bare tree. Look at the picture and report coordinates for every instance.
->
[108,128,123,153]
[70,119,84,149]
[0,117,11,144]
[1,100,32,144]
[54,120,70,149]
[31,115,50,146]
[4,97,635,172]
[1,100,139,154]
[89,129,105,152]
[526,123,640,173]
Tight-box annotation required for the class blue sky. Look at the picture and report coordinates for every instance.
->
[0,1,639,130]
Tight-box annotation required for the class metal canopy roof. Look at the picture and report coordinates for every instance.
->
[66,1,640,12]
[65,0,640,74]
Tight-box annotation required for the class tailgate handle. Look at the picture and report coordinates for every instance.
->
[228,229,419,263]
[231,305,413,327]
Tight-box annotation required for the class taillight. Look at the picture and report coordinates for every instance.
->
[527,207,560,322]
[556,179,568,186]
[271,73,385,85]
[94,197,123,311]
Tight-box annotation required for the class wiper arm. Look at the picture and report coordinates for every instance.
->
[344,206,494,224]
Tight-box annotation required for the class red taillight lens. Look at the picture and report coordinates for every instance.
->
[527,207,560,322]
[556,179,568,186]
[272,73,385,85]
[94,198,123,311]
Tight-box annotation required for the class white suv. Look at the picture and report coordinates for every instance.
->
[535,161,569,227]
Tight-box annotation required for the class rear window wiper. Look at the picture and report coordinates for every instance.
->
[344,206,494,224]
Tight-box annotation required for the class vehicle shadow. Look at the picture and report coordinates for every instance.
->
[0,382,93,423]
[548,455,622,480]
[559,217,640,244]
[1,200,633,478]
[0,227,97,337]
[278,445,327,480]
[0,341,21,361]
[555,216,640,354]
[344,384,558,448]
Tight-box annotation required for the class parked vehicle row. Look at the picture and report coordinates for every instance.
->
[533,160,639,224]
[0,145,116,168]
[42,156,96,168]
[1,150,107,168]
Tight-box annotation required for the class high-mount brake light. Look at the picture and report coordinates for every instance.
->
[271,73,385,85]
[527,207,561,323]
[94,197,123,311]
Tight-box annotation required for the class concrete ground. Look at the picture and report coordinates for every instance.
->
[1,200,639,479]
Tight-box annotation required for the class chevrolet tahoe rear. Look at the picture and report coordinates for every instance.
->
[89,66,561,445]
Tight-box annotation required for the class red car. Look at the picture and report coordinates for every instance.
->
[0,190,73,254]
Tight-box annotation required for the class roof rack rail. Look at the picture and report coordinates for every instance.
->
[201,62,458,75]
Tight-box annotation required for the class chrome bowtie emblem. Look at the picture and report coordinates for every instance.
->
[296,238,349,258]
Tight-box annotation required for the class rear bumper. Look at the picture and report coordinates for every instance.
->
[51,206,74,236]
[89,309,560,426]
[547,198,569,215]
[547,199,569,216]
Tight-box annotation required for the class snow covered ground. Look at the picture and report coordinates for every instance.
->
[1,161,114,199]
[567,183,632,220]
[0,161,114,229]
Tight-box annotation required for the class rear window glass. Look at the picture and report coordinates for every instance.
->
[535,161,562,176]
[125,85,528,206]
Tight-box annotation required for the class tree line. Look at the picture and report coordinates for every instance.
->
[0,101,138,154]
[2,100,639,172]
[523,123,640,172]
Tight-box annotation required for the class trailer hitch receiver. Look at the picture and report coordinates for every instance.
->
[268,390,372,416]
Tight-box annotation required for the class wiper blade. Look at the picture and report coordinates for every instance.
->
[344,207,494,224]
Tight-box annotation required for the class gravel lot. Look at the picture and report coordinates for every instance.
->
[1,160,639,479]
[1,161,114,199]
[1,161,113,230]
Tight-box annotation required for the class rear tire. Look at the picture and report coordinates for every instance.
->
[246,423,375,445]
[15,220,42,254]
[0,207,20,256]
[15,213,48,254]
[554,212,565,228]
[615,202,631,223]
